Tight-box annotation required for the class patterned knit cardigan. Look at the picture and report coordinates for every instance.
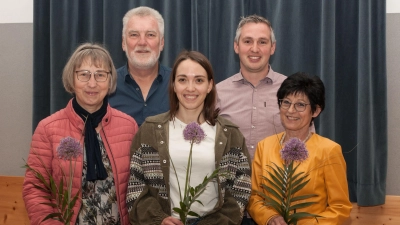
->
[126,112,252,225]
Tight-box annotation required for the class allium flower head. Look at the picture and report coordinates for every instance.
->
[57,136,83,160]
[280,137,309,163]
[183,122,206,144]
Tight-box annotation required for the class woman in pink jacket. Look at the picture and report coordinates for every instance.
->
[23,43,138,225]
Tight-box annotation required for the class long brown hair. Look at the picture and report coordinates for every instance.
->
[168,50,219,125]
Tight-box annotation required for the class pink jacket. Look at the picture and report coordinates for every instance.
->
[23,99,138,225]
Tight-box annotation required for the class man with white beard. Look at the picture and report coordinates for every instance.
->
[109,6,171,126]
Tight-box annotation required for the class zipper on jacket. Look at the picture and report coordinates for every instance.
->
[101,128,124,223]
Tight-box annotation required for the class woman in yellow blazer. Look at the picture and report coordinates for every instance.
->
[248,72,352,225]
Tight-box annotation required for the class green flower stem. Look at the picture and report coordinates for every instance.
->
[65,158,76,222]
[184,141,193,204]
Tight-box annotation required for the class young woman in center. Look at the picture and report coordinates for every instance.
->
[126,50,252,225]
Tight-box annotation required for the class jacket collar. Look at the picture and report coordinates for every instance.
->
[215,115,239,129]
[144,111,171,124]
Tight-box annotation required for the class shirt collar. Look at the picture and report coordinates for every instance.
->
[233,65,274,84]
[123,62,164,82]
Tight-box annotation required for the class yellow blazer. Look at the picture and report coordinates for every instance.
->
[248,132,352,225]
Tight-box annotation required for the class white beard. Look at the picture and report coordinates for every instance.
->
[125,45,161,70]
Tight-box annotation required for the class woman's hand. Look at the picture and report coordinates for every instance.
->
[161,216,184,225]
[267,215,287,225]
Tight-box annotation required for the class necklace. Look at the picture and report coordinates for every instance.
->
[280,131,312,146]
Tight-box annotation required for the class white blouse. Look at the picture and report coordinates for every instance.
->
[169,117,218,219]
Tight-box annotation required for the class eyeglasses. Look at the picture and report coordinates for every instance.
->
[279,99,310,112]
[75,70,110,82]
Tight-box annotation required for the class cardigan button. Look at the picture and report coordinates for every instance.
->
[160,141,164,144]
[158,125,162,128]
[223,128,227,132]
[163,159,167,163]
[219,142,223,145]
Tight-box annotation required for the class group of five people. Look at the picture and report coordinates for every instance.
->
[23,6,352,225]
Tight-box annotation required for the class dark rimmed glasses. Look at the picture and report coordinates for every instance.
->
[279,99,310,112]
[75,70,110,82]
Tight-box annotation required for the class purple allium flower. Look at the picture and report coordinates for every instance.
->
[183,122,206,144]
[280,137,309,163]
[56,136,83,160]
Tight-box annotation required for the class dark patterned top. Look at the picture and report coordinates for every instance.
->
[76,133,120,225]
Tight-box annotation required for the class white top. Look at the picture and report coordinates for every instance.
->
[169,117,218,219]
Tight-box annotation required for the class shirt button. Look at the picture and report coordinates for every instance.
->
[251,125,255,129]
[251,145,254,148]
[158,125,162,128]
[144,103,147,106]
[253,106,256,110]
[136,88,139,91]
[160,141,164,144]
[255,89,257,92]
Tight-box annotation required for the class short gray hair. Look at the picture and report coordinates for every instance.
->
[62,43,117,94]
[234,15,276,44]
[122,6,164,38]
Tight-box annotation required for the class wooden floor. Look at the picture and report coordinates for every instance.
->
[0,176,29,225]
[1,176,399,225]
[343,195,400,225]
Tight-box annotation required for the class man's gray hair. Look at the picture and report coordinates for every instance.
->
[122,6,164,38]
[234,15,276,44]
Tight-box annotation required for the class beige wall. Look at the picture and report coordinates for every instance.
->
[386,13,400,195]
[0,2,399,196]
[0,23,33,175]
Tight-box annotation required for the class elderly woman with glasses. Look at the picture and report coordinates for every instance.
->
[23,43,138,225]
[248,72,352,225]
